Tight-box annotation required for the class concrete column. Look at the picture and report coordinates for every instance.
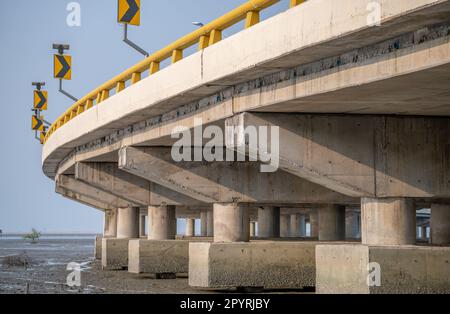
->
[250,222,256,237]
[318,205,346,241]
[280,215,291,238]
[309,210,319,238]
[116,207,140,239]
[345,209,360,239]
[257,206,280,238]
[139,214,146,237]
[200,211,208,237]
[290,214,300,237]
[361,198,416,246]
[186,218,196,237]
[214,203,250,243]
[104,209,117,237]
[207,209,214,237]
[421,225,428,241]
[298,214,306,237]
[103,211,109,237]
[149,205,177,240]
[431,204,450,245]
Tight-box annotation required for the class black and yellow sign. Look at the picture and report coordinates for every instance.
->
[54,55,72,80]
[33,90,48,110]
[118,0,140,26]
[32,115,44,131]
[40,131,47,144]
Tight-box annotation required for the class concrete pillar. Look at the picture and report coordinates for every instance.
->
[431,204,450,245]
[207,209,214,237]
[257,206,280,238]
[104,209,117,237]
[421,225,428,241]
[345,209,360,239]
[309,210,318,238]
[186,218,195,237]
[298,214,306,237]
[361,198,416,246]
[200,211,208,237]
[290,214,300,237]
[139,214,146,237]
[149,205,177,240]
[116,207,140,239]
[318,205,346,241]
[250,222,256,237]
[214,203,250,243]
[280,215,291,238]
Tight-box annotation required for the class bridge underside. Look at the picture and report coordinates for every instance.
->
[43,0,450,293]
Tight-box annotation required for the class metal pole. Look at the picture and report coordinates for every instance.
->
[123,24,149,57]
[58,79,78,102]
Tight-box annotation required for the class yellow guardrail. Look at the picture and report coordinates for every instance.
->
[44,0,305,143]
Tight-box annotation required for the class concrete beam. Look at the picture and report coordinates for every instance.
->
[118,146,357,204]
[56,175,138,209]
[74,162,206,207]
[56,186,112,211]
[226,113,450,198]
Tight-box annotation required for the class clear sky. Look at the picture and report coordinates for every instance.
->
[0,0,289,233]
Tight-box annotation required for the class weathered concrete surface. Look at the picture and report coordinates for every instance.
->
[346,209,360,239]
[119,146,357,204]
[101,238,130,270]
[56,175,138,209]
[43,0,450,179]
[75,162,206,206]
[431,204,450,245]
[95,235,102,260]
[128,239,211,275]
[227,113,450,198]
[116,207,140,239]
[214,203,250,243]
[189,241,317,290]
[318,205,346,241]
[149,205,177,240]
[56,186,114,211]
[258,207,280,238]
[362,198,416,246]
[316,244,450,294]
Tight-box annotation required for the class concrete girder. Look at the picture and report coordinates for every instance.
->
[56,174,139,209]
[55,186,112,212]
[118,146,358,205]
[226,113,450,199]
[74,162,207,207]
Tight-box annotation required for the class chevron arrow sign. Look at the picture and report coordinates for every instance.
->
[33,90,48,111]
[118,0,140,26]
[32,115,44,132]
[54,55,72,80]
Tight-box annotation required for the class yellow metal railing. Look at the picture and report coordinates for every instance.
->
[44,0,305,143]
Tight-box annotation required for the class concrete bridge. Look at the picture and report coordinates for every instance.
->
[42,0,450,293]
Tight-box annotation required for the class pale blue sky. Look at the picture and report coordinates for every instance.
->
[0,0,289,233]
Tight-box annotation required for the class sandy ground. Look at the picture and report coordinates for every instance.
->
[0,237,213,294]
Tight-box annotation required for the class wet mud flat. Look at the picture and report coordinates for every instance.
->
[0,238,208,294]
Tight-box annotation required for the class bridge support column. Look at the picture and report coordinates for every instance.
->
[289,214,300,238]
[186,219,196,237]
[250,221,256,238]
[309,210,318,238]
[298,214,306,237]
[345,209,360,240]
[319,205,345,241]
[258,206,280,238]
[214,203,250,243]
[149,205,177,240]
[200,211,208,237]
[431,204,450,245]
[280,215,291,238]
[207,209,214,237]
[139,214,146,238]
[117,207,140,239]
[361,198,416,246]
[421,225,428,241]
